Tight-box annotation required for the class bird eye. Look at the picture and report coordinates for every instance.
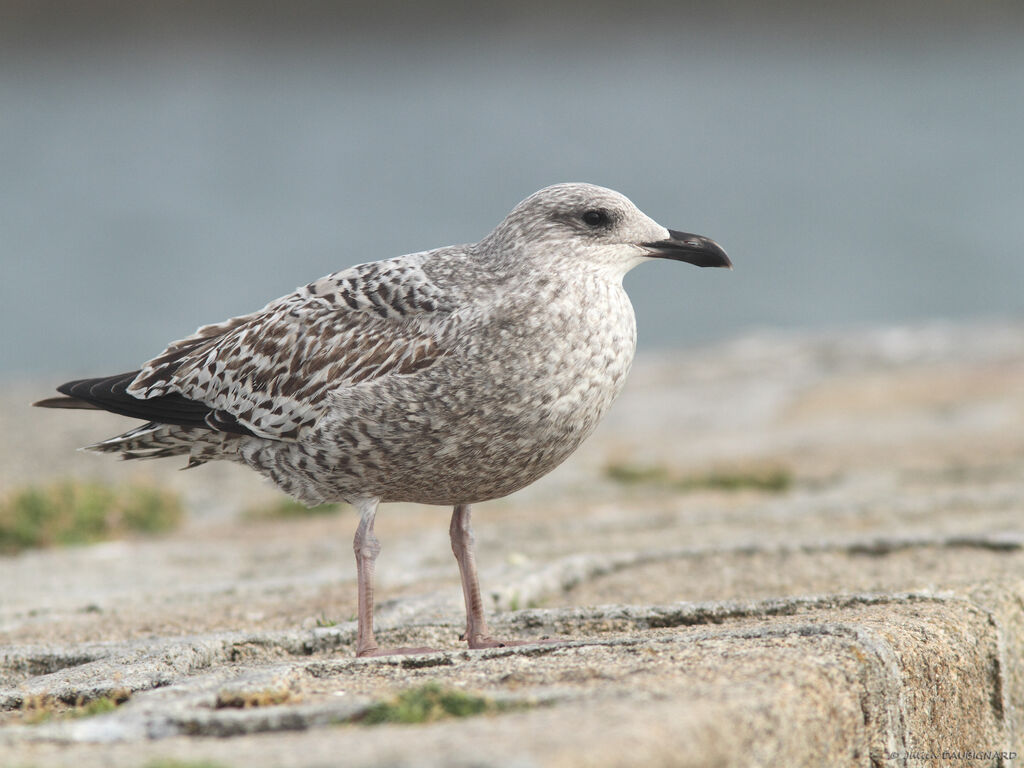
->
[581,209,610,227]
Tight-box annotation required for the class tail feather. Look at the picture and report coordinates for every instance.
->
[88,422,242,467]
[36,374,250,468]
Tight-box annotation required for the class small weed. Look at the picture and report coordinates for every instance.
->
[244,498,342,520]
[604,463,671,485]
[0,481,182,554]
[75,696,123,717]
[315,614,338,628]
[19,695,55,725]
[505,595,542,611]
[20,689,131,724]
[677,466,792,493]
[604,462,792,494]
[214,687,296,709]
[359,683,495,725]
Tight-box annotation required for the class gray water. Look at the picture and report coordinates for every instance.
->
[2,11,1023,378]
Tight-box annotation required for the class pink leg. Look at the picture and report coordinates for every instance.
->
[353,498,436,658]
[450,503,537,650]
[353,499,383,656]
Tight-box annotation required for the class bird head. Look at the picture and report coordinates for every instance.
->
[483,183,731,279]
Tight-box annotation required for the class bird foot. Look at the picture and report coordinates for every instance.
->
[356,645,441,658]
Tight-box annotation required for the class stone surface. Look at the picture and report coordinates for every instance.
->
[2,321,1023,767]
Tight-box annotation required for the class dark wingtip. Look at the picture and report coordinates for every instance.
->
[33,396,102,410]
[37,371,257,436]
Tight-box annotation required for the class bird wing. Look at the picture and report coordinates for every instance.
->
[126,259,458,440]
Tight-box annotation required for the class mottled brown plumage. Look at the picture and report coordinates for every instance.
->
[36,183,730,655]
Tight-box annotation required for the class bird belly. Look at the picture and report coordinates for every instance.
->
[244,281,638,506]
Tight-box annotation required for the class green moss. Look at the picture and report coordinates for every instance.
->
[74,696,123,717]
[604,463,671,485]
[244,497,342,520]
[677,466,793,493]
[360,683,495,725]
[20,689,131,724]
[604,462,792,494]
[0,482,182,554]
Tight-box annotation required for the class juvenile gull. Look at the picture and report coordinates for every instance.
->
[35,183,731,656]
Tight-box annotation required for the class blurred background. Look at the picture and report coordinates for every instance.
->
[2,0,1024,689]
[1,0,1022,379]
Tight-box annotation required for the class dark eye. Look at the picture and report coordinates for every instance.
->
[581,209,610,227]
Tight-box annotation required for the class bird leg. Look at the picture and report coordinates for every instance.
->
[450,503,530,649]
[353,499,384,656]
[352,497,436,657]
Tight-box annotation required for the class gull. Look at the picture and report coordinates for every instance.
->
[35,183,731,656]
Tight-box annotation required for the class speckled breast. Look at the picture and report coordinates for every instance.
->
[303,276,638,505]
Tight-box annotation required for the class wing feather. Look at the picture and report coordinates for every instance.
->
[126,259,456,440]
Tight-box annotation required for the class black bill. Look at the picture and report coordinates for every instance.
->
[642,229,732,269]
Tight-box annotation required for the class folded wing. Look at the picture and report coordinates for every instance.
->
[38,259,457,441]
